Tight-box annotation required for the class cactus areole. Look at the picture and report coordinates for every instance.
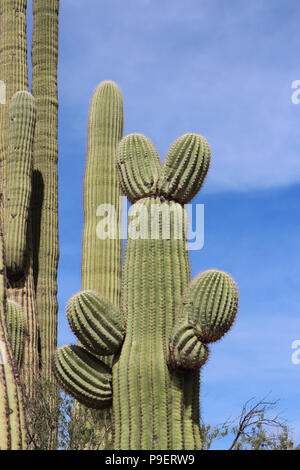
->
[53,131,239,450]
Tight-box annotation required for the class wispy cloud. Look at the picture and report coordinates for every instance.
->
[57,0,300,192]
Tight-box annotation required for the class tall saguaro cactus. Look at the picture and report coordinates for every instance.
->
[31,0,60,379]
[54,131,239,450]
[77,80,124,447]
[0,0,40,395]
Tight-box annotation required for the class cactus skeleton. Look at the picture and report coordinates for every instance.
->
[54,129,239,449]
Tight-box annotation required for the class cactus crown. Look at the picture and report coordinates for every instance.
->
[116,132,211,204]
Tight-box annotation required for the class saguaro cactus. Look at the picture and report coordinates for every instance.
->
[4,91,36,281]
[54,132,239,450]
[0,0,29,168]
[4,91,39,393]
[75,80,123,447]
[0,1,40,396]
[31,0,60,380]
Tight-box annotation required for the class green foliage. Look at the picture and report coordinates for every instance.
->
[24,376,111,450]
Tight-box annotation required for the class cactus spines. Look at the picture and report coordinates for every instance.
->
[6,300,25,369]
[54,126,239,449]
[31,0,59,379]
[52,345,112,410]
[116,133,161,203]
[4,91,36,281]
[67,291,125,356]
[159,133,211,204]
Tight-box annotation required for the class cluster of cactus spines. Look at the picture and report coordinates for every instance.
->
[31,0,60,380]
[0,225,27,450]
[53,345,112,410]
[54,128,239,449]
[67,291,125,356]
[4,91,36,281]
[6,300,25,370]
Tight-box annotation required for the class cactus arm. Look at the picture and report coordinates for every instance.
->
[4,91,36,281]
[168,320,209,374]
[6,300,25,370]
[52,345,112,410]
[159,133,210,204]
[4,92,39,395]
[116,133,161,203]
[82,81,123,305]
[67,290,125,356]
[0,0,29,167]
[31,0,59,379]
[111,132,239,449]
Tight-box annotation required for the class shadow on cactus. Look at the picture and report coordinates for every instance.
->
[53,131,239,450]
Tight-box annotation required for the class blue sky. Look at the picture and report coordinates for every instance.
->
[27,0,300,448]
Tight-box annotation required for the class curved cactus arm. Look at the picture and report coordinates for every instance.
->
[168,320,209,374]
[4,91,36,281]
[52,345,112,409]
[67,290,126,356]
[168,269,239,374]
[159,133,211,204]
[117,133,161,203]
[6,300,25,369]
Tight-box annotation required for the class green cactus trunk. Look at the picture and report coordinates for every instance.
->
[0,1,39,395]
[113,197,201,449]
[31,0,59,379]
[79,81,123,448]
[0,224,27,450]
